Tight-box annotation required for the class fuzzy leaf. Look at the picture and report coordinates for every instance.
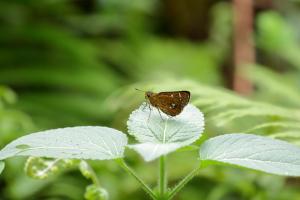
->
[0,161,4,174]
[25,157,78,179]
[84,184,109,200]
[200,133,300,176]
[0,126,127,161]
[127,103,204,161]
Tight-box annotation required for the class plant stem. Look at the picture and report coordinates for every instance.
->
[116,159,157,200]
[159,155,167,199]
[167,166,201,200]
[79,161,101,186]
[86,163,101,186]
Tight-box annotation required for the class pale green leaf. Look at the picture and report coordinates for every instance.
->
[84,184,109,200]
[25,157,78,179]
[200,133,300,176]
[212,106,299,127]
[0,126,127,161]
[270,131,300,139]
[245,121,300,133]
[127,103,204,161]
[248,65,300,106]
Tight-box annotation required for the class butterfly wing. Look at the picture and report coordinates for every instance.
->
[155,91,190,116]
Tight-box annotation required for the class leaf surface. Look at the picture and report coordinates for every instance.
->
[200,133,300,176]
[128,103,204,161]
[0,126,127,161]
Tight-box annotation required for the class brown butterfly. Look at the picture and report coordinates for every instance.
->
[145,91,190,117]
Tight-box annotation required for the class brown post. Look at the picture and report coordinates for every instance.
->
[233,0,255,95]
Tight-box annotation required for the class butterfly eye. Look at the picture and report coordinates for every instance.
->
[146,92,152,97]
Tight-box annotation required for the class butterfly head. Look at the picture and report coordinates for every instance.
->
[145,91,154,99]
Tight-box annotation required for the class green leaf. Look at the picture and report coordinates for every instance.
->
[248,65,300,107]
[245,121,300,133]
[0,126,128,161]
[84,184,109,200]
[175,145,200,152]
[200,133,300,176]
[127,103,204,161]
[25,157,78,179]
[212,106,299,127]
[270,131,300,139]
[0,161,4,174]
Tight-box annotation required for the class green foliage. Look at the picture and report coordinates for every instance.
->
[0,161,4,174]
[79,160,105,188]
[0,86,34,146]
[247,65,300,107]
[0,0,230,128]
[134,39,221,84]
[0,0,230,130]
[247,11,300,146]
[257,11,300,69]
[0,86,36,198]
[2,101,300,200]
[24,157,110,200]
[1,0,300,199]
[79,161,96,180]
[0,0,131,128]
[85,184,109,200]
[25,157,78,179]
[110,79,300,147]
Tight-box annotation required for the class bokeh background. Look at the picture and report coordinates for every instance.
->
[1,0,300,199]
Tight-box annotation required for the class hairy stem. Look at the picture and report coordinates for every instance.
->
[86,162,101,186]
[159,155,167,199]
[116,159,157,200]
[167,166,200,200]
[79,161,101,186]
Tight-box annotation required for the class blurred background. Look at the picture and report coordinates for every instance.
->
[1,0,300,199]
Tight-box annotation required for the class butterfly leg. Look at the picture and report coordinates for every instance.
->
[169,116,176,121]
[147,103,152,122]
[156,108,164,122]
[142,101,149,111]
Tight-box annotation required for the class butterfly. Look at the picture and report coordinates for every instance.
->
[145,91,190,117]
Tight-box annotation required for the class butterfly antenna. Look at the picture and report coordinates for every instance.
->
[135,88,146,92]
